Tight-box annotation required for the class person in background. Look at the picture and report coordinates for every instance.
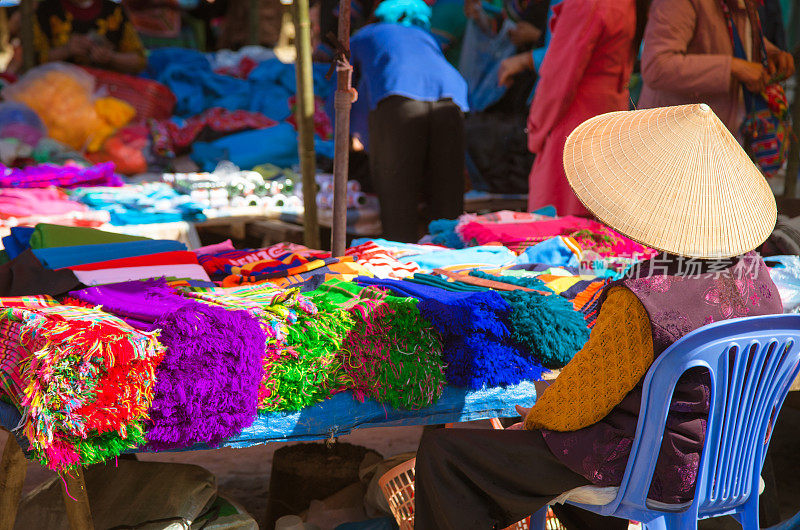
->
[496,0,561,87]
[638,0,794,135]
[349,0,469,243]
[464,0,549,51]
[522,0,649,216]
[430,0,468,66]
[760,0,787,50]
[25,0,147,73]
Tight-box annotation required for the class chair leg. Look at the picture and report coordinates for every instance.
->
[60,467,94,530]
[732,500,759,530]
[642,516,669,530]
[0,435,27,530]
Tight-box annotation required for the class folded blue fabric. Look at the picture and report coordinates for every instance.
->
[514,236,581,269]
[3,226,34,259]
[148,51,335,120]
[399,245,516,270]
[33,240,187,269]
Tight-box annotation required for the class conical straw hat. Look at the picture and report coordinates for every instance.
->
[563,103,777,259]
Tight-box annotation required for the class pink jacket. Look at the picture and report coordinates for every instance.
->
[638,0,778,134]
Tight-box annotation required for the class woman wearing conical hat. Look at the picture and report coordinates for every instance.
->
[413,104,783,529]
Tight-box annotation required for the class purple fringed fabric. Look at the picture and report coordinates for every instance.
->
[145,302,266,450]
[69,279,267,450]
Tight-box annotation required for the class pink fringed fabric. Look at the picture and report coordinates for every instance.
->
[0,304,164,471]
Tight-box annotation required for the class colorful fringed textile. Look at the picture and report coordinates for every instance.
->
[198,245,329,280]
[459,216,657,259]
[180,284,319,411]
[273,296,353,411]
[221,254,371,289]
[496,267,609,327]
[0,304,163,471]
[310,279,446,409]
[145,302,266,450]
[469,271,590,368]
[0,295,58,308]
[355,278,547,389]
[345,241,422,279]
[68,279,267,450]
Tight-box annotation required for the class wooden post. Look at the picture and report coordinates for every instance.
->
[293,0,321,249]
[330,0,352,256]
[0,435,27,530]
[20,0,34,72]
[61,468,94,530]
[248,0,260,45]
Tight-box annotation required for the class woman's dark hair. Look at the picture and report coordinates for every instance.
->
[633,0,651,52]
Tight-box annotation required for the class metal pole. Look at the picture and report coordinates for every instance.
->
[293,0,320,248]
[330,0,352,256]
[20,0,34,72]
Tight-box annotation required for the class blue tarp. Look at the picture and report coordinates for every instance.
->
[0,382,537,451]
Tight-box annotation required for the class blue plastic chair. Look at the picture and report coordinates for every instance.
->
[532,314,800,530]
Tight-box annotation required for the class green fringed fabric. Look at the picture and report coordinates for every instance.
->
[310,279,446,410]
[32,421,147,471]
[75,421,147,466]
[470,271,590,368]
[266,298,355,412]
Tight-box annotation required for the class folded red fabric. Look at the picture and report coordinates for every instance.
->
[68,251,200,271]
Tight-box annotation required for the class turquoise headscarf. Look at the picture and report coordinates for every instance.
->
[373,0,432,30]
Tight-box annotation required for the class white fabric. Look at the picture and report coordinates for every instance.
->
[553,476,765,507]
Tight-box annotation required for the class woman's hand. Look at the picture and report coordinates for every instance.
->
[767,50,795,82]
[89,43,113,66]
[498,52,533,87]
[731,57,769,93]
[66,35,92,60]
[508,21,542,47]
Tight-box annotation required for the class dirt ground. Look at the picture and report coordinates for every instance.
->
[3,400,800,529]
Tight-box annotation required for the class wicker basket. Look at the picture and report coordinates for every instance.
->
[82,67,176,121]
[379,457,416,530]
[378,457,562,530]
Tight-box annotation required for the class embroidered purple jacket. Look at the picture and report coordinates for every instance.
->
[541,252,782,504]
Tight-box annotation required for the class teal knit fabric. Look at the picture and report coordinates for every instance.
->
[470,271,590,368]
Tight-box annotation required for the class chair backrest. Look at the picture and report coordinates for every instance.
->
[614,314,800,518]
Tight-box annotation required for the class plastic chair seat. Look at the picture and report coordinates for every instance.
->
[532,314,800,530]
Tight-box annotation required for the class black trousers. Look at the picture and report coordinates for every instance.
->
[414,428,630,530]
[368,96,465,243]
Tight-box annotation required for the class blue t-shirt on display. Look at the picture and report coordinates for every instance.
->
[349,22,469,112]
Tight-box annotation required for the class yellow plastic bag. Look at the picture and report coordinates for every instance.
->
[2,63,136,152]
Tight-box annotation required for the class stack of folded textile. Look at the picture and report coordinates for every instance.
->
[181,283,318,412]
[0,302,165,470]
[356,278,546,389]
[197,243,329,281]
[0,162,123,188]
[69,183,207,225]
[221,253,372,290]
[310,279,446,409]
[468,271,590,368]
[67,279,266,451]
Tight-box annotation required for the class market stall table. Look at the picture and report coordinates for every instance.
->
[0,381,539,528]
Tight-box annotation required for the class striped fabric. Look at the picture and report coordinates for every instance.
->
[0,295,58,308]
